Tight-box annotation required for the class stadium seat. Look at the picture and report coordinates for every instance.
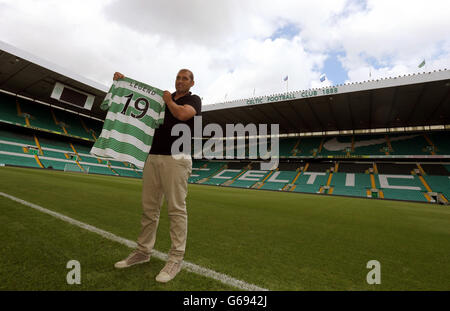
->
[381,189,428,202]
[376,163,418,174]
[388,133,429,155]
[429,132,450,155]
[0,94,28,126]
[351,134,387,156]
[19,100,62,133]
[319,136,352,157]
[424,175,450,200]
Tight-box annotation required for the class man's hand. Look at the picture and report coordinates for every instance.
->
[162,90,173,105]
[113,72,125,81]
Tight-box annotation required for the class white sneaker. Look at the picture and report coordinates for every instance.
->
[155,260,182,283]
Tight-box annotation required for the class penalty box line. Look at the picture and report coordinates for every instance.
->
[0,191,268,291]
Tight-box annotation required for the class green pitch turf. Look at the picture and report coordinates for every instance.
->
[0,166,449,290]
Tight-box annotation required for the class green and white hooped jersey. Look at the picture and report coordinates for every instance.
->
[90,77,165,168]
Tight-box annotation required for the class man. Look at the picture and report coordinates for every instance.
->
[114,69,202,283]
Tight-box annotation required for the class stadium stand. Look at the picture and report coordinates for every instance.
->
[279,137,298,157]
[2,107,449,205]
[319,135,352,157]
[382,189,428,202]
[295,137,323,157]
[277,161,303,171]
[376,163,419,174]
[330,172,371,197]
[226,161,251,169]
[424,175,450,201]
[306,162,334,172]
[338,162,373,173]
[429,131,450,155]
[388,133,430,155]
[189,161,226,183]
[168,130,449,205]
[0,93,28,126]
[292,171,328,193]
[0,122,142,177]
[351,134,387,156]
[259,170,297,191]
[421,164,450,176]
[228,169,270,189]
[19,100,63,133]
[1,42,449,205]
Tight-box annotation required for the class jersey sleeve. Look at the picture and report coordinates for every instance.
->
[100,81,118,111]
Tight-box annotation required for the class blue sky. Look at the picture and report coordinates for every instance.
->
[270,22,300,41]
[321,52,349,85]
[269,22,350,86]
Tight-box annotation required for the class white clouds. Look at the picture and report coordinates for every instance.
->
[103,0,262,48]
[332,0,450,79]
[203,37,326,103]
[0,0,117,84]
[0,0,449,106]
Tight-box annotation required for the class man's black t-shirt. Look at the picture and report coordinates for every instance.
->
[149,92,202,155]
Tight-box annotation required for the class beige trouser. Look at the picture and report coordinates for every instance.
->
[136,154,192,263]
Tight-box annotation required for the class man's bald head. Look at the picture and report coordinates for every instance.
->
[175,69,195,95]
[179,69,194,82]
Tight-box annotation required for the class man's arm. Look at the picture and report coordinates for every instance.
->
[163,91,197,121]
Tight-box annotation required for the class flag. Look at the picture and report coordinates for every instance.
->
[319,74,326,82]
[283,75,288,81]
[418,59,425,68]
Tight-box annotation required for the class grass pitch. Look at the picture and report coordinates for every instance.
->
[0,166,449,290]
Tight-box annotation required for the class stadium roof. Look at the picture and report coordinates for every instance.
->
[0,40,108,120]
[1,40,449,133]
[203,70,450,135]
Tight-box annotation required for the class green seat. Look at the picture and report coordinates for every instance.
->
[382,189,427,202]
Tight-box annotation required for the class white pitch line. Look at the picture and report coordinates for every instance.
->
[0,192,268,291]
